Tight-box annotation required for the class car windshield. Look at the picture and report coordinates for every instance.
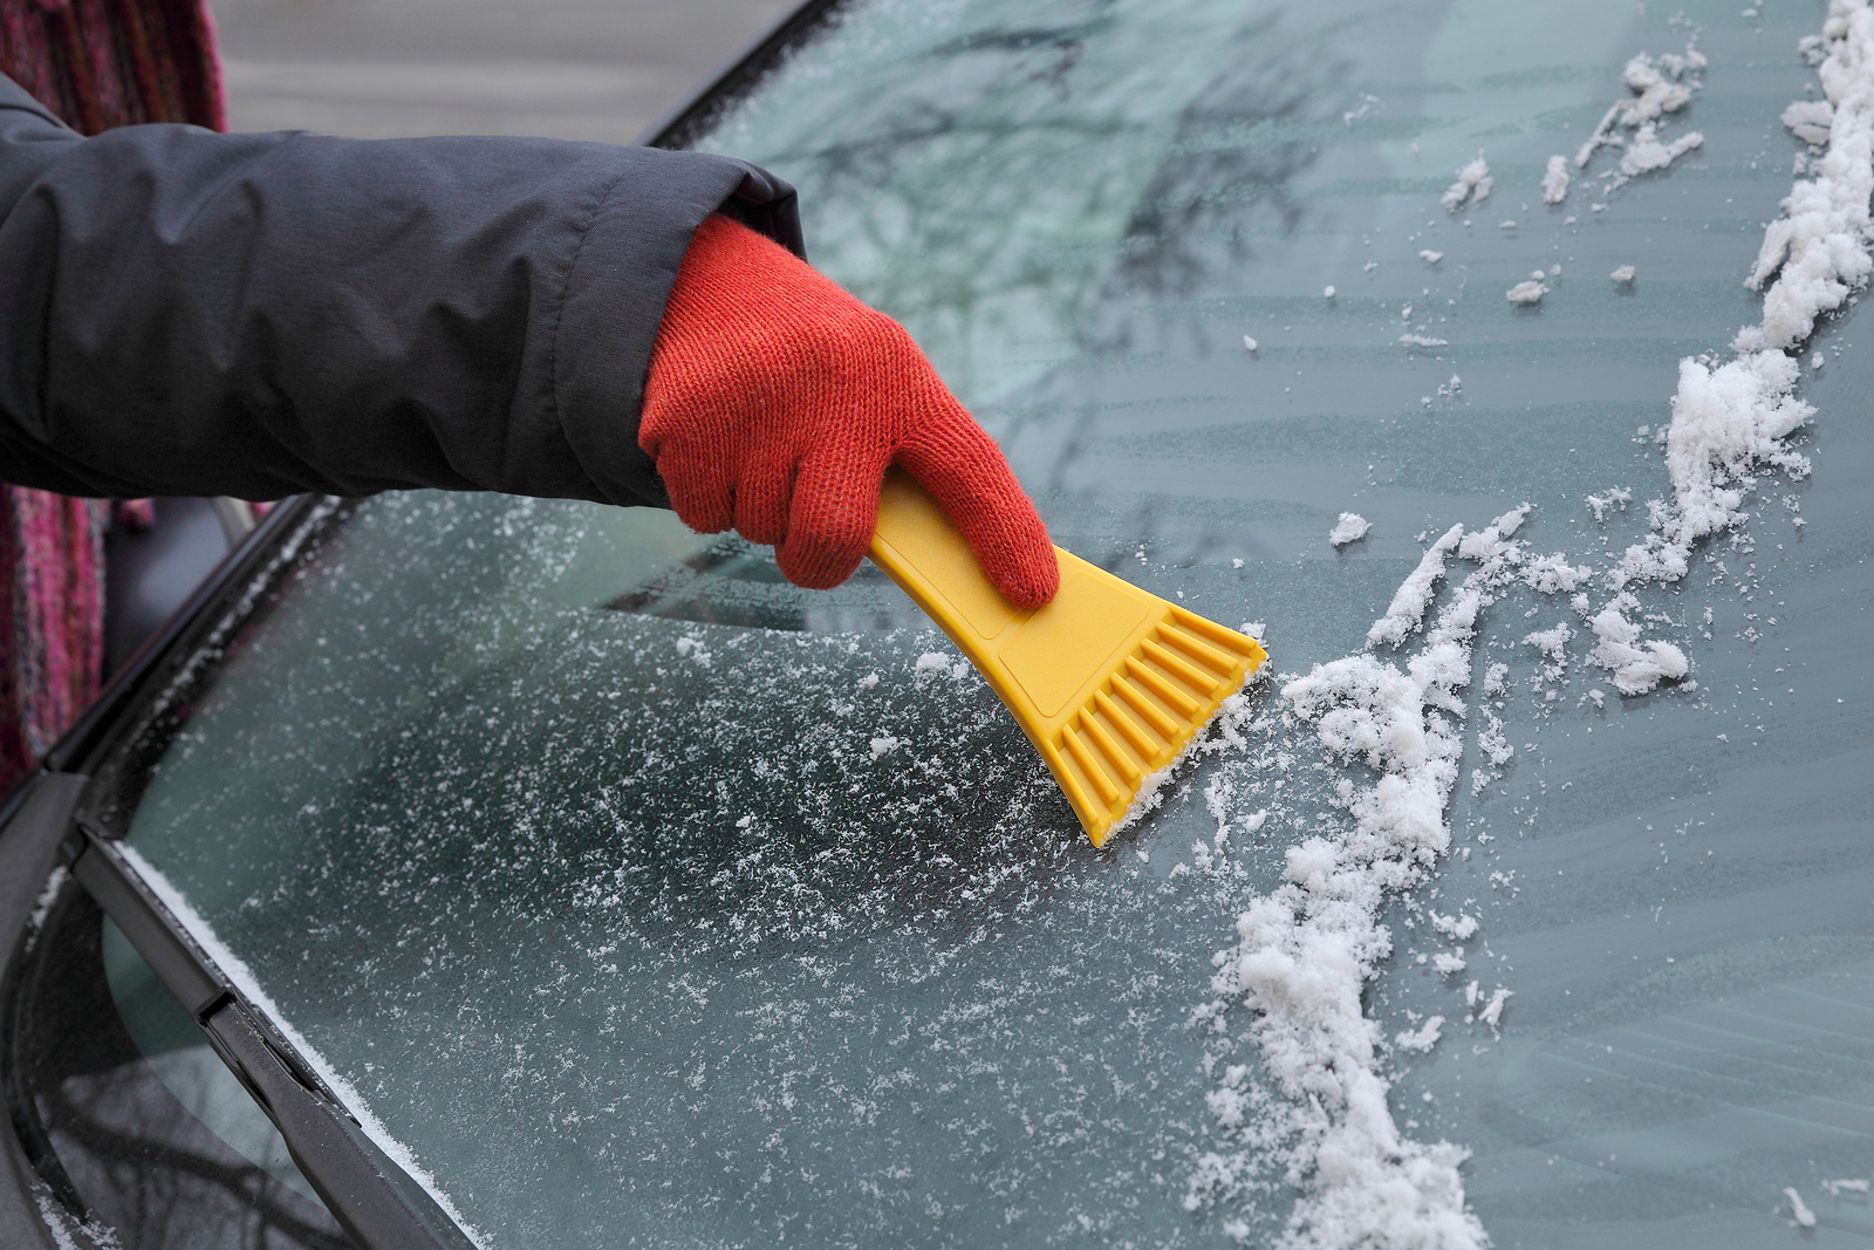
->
[94,0,1874,1245]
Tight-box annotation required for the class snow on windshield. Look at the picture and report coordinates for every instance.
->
[1180,4,1874,1243]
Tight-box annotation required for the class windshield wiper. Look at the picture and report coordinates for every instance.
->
[63,815,477,1250]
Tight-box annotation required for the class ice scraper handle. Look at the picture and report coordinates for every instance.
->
[869,471,1045,652]
[868,472,1267,847]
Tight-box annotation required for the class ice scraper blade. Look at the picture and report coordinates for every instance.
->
[869,472,1267,847]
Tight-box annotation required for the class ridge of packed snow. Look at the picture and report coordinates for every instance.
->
[1190,512,1556,1248]
[1366,524,1463,648]
[1595,0,1869,688]
[1739,0,1874,350]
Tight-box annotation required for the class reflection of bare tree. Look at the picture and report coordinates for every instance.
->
[716,0,1350,515]
[45,1079,351,1250]
[1098,19,1357,330]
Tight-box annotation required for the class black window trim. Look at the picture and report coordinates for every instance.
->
[2,1,853,1246]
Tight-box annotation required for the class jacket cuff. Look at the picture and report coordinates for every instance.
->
[550,149,801,509]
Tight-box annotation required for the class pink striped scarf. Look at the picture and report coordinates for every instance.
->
[1,0,226,795]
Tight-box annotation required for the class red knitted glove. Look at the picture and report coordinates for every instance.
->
[640,215,1059,608]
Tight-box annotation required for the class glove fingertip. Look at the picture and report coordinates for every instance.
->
[996,544,1061,610]
[899,436,1058,611]
[776,532,868,590]
[775,454,887,591]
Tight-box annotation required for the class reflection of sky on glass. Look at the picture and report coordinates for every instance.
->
[119,0,1872,1245]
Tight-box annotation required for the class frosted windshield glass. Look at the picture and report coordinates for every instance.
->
[113,0,1872,1245]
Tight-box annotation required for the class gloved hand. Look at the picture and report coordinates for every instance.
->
[640,214,1059,608]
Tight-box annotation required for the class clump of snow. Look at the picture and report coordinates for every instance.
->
[1573,39,1708,193]
[1823,1177,1872,1196]
[1329,513,1372,548]
[1620,45,1704,124]
[1785,1186,1818,1227]
[1471,985,1511,1035]
[1662,353,1813,546]
[1418,249,1444,266]
[1440,156,1493,211]
[1611,264,1637,283]
[1522,624,1574,682]
[1456,503,1529,560]
[1542,154,1571,203]
[1243,335,1259,352]
[1431,912,1479,941]
[1522,552,1590,594]
[1588,595,1689,695]
[1399,333,1450,348]
[1585,486,1632,521]
[868,734,900,758]
[1506,279,1547,305]
[1610,352,1813,600]
[1324,285,1337,299]
[1619,122,1704,177]
[1394,1016,1444,1053]
[1482,663,1509,699]
[1283,835,1339,887]
[1472,708,1512,795]
[1783,98,1835,146]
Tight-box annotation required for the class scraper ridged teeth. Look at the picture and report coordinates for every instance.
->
[1051,607,1264,834]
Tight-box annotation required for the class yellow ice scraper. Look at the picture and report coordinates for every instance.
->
[869,472,1266,847]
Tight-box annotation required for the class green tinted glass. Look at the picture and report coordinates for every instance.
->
[111,0,1873,1245]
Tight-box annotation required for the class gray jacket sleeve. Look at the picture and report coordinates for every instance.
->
[0,73,801,506]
